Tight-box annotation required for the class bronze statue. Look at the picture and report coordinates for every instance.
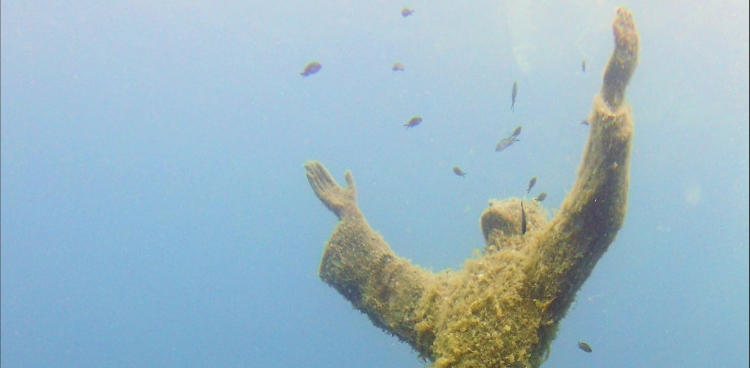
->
[305,7,639,367]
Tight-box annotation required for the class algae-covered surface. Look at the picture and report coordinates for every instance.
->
[306,8,638,366]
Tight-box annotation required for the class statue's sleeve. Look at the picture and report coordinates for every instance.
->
[305,161,435,350]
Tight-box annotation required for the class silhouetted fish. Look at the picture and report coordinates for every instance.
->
[511,125,522,138]
[452,166,466,177]
[300,62,322,77]
[401,7,414,17]
[577,341,592,353]
[511,81,518,111]
[526,177,537,194]
[495,136,519,152]
[404,116,422,129]
[392,62,405,71]
[535,192,547,202]
[521,202,527,235]
[582,59,586,73]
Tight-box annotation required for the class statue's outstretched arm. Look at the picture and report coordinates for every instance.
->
[304,161,434,348]
[534,7,640,319]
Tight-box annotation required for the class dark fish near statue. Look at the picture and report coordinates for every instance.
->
[404,116,422,129]
[577,341,592,353]
[526,177,537,194]
[300,62,322,77]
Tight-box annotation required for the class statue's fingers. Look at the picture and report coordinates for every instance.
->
[304,161,321,180]
[309,166,326,190]
[320,166,339,189]
[305,161,324,180]
[306,172,321,193]
[317,163,340,189]
[306,166,329,196]
[305,161,338,192]
[344,171,356,191]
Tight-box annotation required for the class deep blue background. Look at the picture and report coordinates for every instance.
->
[2,1,748,367]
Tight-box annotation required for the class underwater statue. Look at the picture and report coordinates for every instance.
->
[304,7,639,368]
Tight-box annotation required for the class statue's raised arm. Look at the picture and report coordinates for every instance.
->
[305,7,639,368]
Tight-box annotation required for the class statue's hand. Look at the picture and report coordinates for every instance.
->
[305,161,359,220]
[601,6,639,110]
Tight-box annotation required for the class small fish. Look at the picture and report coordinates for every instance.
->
[577,341,592,353]
[404,116,422,129]
[401,7,414,17]
[495,136,519,152]
[535,192,547,202]
[511,81,518,112]
[511,125,522,138]
[526,177,537,194]
[582,58,586,73]
[452,166,466,177]
[581,120,590,126]
[521,202,527,235]
[392,62,405,71]
[300,61,322,77]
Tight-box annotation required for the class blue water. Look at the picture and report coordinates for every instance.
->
[2,1,747,367]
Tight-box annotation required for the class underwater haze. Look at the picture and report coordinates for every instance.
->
[2,1,748,367]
